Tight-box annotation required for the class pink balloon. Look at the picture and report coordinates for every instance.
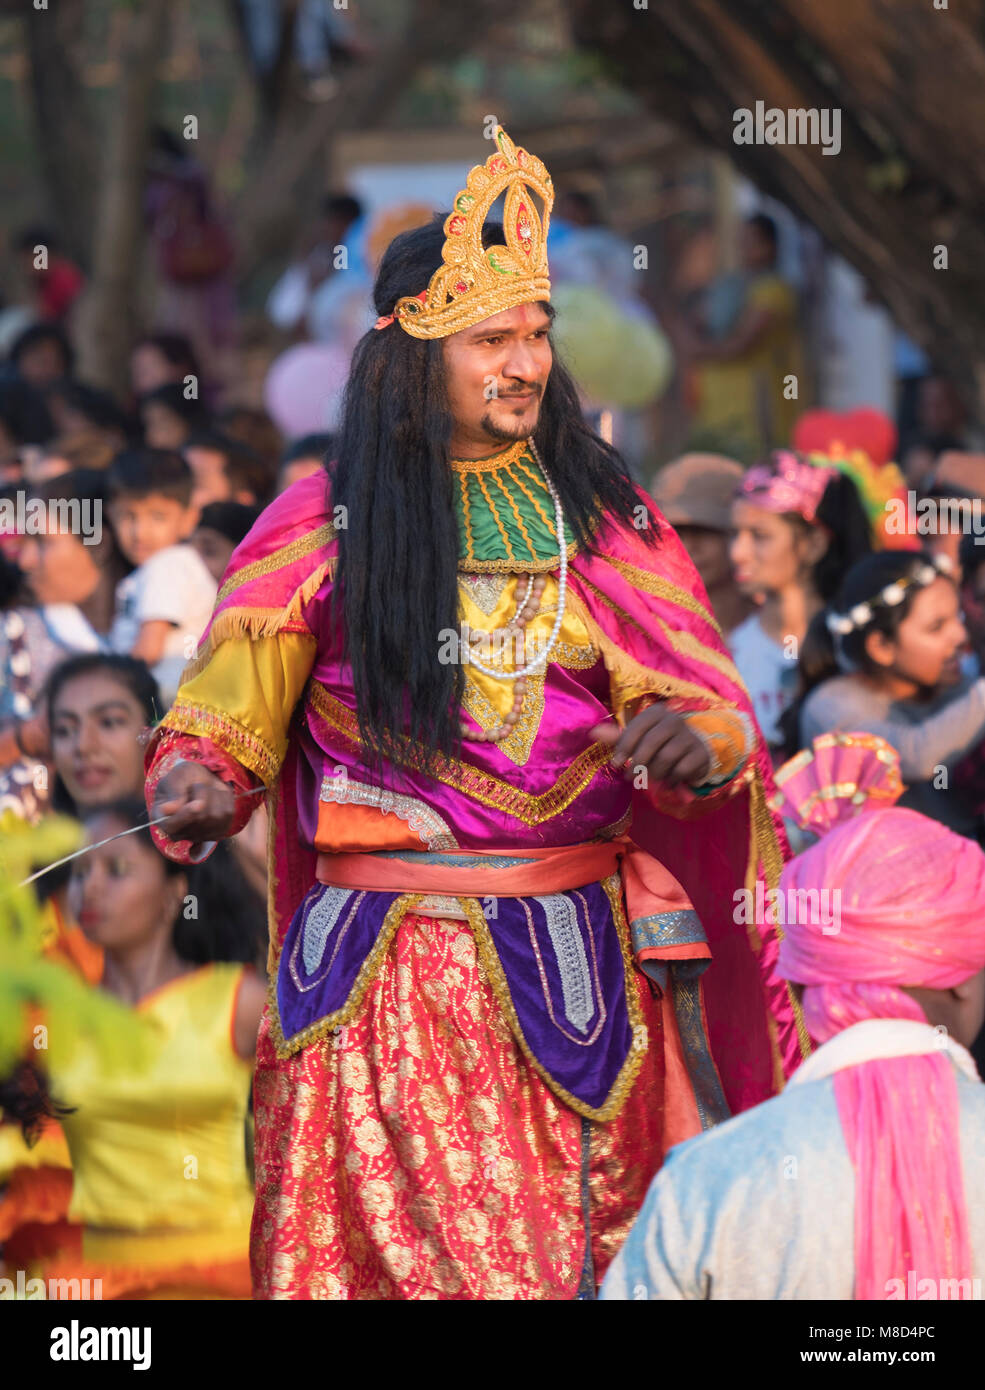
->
[264,343,350,439]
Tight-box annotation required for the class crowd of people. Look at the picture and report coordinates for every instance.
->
[2,129,985,1304]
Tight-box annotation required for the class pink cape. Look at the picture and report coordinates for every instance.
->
[158,469,809,1113]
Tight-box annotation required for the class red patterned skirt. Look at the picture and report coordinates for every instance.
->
[251,910,664,1299]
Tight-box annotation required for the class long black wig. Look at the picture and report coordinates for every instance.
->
[331,215,657,780]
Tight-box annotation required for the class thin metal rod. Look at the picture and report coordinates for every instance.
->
[16,786,267,888]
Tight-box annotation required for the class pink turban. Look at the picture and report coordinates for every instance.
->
[776,805,985,1301]
[778,806,985,1028]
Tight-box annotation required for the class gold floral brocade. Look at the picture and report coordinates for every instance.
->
[250,907,665,1300]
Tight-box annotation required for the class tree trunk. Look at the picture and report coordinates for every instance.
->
[72,0,172,394]
[22,0,98,269]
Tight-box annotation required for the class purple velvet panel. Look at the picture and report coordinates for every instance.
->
[483,881,632,1111]
[276,884,401,1044]
[275,879,633,1112]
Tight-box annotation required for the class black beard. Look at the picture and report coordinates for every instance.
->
[479,402,539,443]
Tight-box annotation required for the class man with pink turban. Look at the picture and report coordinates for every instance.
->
[601,794,985,1300]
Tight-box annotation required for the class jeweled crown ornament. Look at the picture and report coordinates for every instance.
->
[391,124,553,339]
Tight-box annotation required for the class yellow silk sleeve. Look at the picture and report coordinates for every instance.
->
[159,631,317,786]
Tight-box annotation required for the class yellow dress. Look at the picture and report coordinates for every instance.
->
[695,274,804,457]
[44,963,255,1299]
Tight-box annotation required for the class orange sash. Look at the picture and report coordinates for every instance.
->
[316,841,621,902]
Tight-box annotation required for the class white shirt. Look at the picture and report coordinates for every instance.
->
[601,1028,985,1300]
[728,614,799,747]
[110,544,217,703]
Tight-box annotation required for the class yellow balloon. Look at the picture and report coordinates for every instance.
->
[550,285,673,408]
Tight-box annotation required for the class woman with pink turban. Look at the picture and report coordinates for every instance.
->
[602,738,985,1300]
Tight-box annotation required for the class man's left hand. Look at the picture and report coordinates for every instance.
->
[590,704,711,788]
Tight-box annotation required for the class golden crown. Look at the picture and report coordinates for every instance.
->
[392,125,553,339]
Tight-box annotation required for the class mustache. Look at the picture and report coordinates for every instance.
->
[497,384,542,398]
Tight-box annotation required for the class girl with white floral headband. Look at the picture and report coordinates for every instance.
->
[789,549,985,837]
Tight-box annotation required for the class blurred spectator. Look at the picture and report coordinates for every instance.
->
[266,192,363,339]
[16,470,125,653]
[130,331,203,401]
[796,551,985,836]
[144,128,237,379]
[687,213,804,458]
[900,376,985,488]
[6,322,75,391]
[191,500,260,584]
[24,433,118,485]
[730,454,872,750]
[12,224,85,324]
[183,430,272,509]
[0,796,265,1299]
[43,381,131,451]
[216,405,283,482]
[651,453,752,636]
[918,452,985,576]
[138,382,211,451]
[0,471,127,800]
[0,379,54,480]
[278,431,333,493]
[959,531,985,673]
[47,648,267,904]
[236,0,369,98]
[106,449,217,702]
[893,329,931,449]
[45,653,161,814]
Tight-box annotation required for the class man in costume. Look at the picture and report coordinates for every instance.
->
[146,125,807,1300]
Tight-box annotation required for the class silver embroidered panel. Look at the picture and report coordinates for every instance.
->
[535,892,595,1035]
[319,775,458,852]
[302,887,354,975]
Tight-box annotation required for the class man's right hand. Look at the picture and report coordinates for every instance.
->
[152,760,236,842]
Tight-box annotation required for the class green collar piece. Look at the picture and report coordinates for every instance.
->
[451,440,578,573]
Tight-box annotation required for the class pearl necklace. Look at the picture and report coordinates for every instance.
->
[459,440,568,743]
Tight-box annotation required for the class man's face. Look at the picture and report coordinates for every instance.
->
[442,303,553,453]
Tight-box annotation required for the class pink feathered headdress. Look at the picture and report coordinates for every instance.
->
[736,449,836,524]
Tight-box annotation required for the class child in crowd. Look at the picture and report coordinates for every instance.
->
[191,500,260,584]
[182,430,272,511]
[277,432,333,494]
[790,550,985,837]
[106,448,217,704]
[138,382,210,451]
